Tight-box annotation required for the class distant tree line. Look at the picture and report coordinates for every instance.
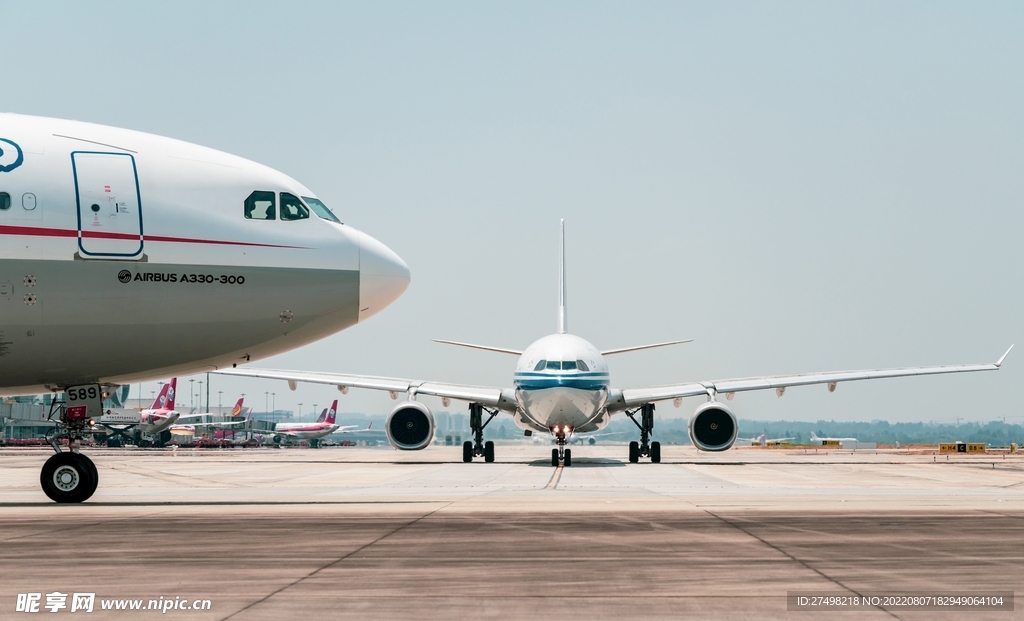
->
[332,412,1024,446]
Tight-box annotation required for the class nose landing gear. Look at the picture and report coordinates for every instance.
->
[41,400,99,503]
[551,427,572,467]
[626,403,661,463]
[462,403,498,463]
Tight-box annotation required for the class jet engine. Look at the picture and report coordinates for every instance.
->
[688,401,738,451]
[385,401,434,450]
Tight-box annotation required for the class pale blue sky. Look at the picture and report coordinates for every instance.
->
[4,1,1022,422]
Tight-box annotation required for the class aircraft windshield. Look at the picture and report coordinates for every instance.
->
[545,361,577,370]
[303,197,342,224]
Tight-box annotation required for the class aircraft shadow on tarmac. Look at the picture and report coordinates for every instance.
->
[527,457,625,467]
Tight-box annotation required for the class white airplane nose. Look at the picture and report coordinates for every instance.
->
[357,232,410,322]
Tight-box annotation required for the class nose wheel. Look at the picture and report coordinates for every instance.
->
[626,403,661,463]
[462,403,498,462]
[551,430,572,466]
[41,452,98,503]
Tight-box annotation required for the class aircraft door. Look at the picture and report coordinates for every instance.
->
[73,152,144,257]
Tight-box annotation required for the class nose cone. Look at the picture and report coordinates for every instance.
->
[358,231,410,322]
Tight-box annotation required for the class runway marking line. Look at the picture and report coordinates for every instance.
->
[219,503,450,621]
[546,465,564,490]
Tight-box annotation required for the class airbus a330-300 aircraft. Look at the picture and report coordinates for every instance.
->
[0,113,410,502]
[220,221,1011,467]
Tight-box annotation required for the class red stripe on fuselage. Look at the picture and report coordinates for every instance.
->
[0,225,77,238]
[0,225,306,249]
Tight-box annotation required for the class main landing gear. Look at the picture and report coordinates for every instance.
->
[551,427,572,467]
[41,400,98,503]
[626,403,661,464]
[462,403,498,463]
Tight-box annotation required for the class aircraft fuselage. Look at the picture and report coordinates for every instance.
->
[0,114,409,395]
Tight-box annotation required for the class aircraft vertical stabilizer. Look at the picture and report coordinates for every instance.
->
[558,219,567,335]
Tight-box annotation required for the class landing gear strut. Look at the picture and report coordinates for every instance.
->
[626,403,661,463]
[41,399,98,503]
[462,403,497,463]
[551,428,572,467]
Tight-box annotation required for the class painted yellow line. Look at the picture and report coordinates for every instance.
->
[546,465,563,490]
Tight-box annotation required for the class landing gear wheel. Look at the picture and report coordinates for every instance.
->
[563,449,572,467]
[651,441,661,463]
[40,453,97,503]
[551,448,560,467]
[626,403,657,462]
[466,403,499,463]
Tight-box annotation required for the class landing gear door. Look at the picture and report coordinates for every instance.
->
[73,152,144,258]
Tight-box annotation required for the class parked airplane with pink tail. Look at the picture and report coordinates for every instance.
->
[258,400,369,445]
[96,377,183,436]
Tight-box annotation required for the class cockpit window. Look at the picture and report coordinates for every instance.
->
[244,191,275,220]
[280,193,310,221]
[546,361,561,370]
[534,360,546,371]
[561,361,577,370]
[303,196,342,224]
[576,360,590,372]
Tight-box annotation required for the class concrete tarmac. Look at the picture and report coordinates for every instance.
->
[2,444,1023,620]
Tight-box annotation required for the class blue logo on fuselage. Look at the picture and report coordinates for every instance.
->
[0,138,25,173]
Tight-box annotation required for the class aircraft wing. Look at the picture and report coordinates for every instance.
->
[614,346,1012,410]
[217,419,251,427]
[215,368,511,409]
[174,413,218,424]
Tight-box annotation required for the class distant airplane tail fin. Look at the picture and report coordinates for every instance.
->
[326,400,338,424]
[152,378,177,410]
[810,432,820,442]
[229,398,244,418]
[316,408,328,423]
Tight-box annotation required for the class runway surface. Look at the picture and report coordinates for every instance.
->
[2,444,1023,620]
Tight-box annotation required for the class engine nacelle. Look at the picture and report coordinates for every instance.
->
[385,401,434,450]
[688,401,738,452]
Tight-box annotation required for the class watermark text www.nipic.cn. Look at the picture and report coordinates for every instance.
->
[15,593,213,614]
